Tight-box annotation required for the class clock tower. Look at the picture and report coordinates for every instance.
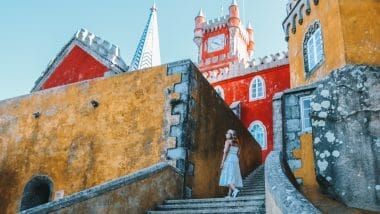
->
[193,0,254,76]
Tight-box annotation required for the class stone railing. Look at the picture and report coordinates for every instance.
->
[282,0,320,41]
[207,52,289,83]
[265,151,321,214]
[20,162,183,214]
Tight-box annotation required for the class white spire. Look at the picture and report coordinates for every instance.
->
[129,3,161,71]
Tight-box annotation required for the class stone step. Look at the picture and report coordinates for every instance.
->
[239,191,265,195]
[240,190,265,193]
[156,200,264,210]
[164,195,265,205]
[147,207,265,214]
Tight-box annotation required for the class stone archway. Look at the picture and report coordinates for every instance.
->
[20,175,53,211]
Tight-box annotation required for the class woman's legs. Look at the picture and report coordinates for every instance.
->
[229,183,240,197]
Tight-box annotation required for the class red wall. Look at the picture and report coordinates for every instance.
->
[212,64,290,162]
[41,45,109,90]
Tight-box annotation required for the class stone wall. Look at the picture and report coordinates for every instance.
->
[265,151,320,213]
[311,65,380,211]
[0,65,181,213]
[20,163,183,214]
[281,84,316,183]
[165,60,262,198]
[186,61,262,198]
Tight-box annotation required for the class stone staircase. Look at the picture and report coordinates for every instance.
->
[147,165,265,214]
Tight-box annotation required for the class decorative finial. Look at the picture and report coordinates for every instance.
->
[197,8,205,17]
[231,0,238,6]
[151,1,157,12]
[247,21,253,29]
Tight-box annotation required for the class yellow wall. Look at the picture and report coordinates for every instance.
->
[0,65,180,213]
[293,133,318,187]
[288,0,379,87]
[339,0,380,65]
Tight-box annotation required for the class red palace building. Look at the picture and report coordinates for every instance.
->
[193,0,290,161]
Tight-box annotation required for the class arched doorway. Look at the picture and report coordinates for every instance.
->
[20,175,53,211]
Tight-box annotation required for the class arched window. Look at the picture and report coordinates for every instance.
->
[249,76,265,101]
[248,121,267,150]
[20,176,53,211]
[303,20,324,74]
[214,86,224,99]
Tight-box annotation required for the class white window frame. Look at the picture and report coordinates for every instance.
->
[214,85,224,99]
[249,76,266,101]
[300,95,313,132]
[303,20,324,74]
[248,121,267,150]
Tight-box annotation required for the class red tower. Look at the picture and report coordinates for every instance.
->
[194,1,290,162]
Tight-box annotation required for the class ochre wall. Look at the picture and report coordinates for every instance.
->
[0,65,180,213]
[212,64,290,162]
[288,0,380,88]
[339,0,380,65]
[52,165,183,214]
[188,66,262,198]
[41,45,109,90]
[288,0,346,87]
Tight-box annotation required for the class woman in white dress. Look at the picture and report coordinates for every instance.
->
[219,129,243,198]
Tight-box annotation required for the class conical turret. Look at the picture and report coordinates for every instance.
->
[228,0,240,28]
[194,8,205,48]
[246,22,255,57]
[129,3,161,71]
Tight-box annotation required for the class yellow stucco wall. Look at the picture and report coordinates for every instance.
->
[288,0,379,88]
[339,0,380,65]
[0,65,180,213]
[293,133,318,187]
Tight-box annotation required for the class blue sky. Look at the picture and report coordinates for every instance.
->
[0,0,288,101]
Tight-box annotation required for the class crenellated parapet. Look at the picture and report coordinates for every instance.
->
[31,28,128,92]
[75,28,128,71]
[205,51,289,83]
[282,0,320,41]
[204,15,229,32]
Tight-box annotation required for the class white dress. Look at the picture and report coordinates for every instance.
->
[219,146,243,187]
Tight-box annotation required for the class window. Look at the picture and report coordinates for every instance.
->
[248,121,267,150]
[249,76,265,101]
[214,86,224,99]
[304,20,324,74]
[300,96,312,132]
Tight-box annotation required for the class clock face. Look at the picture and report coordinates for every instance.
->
[207,34,225,52]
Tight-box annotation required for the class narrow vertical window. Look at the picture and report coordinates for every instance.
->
[248,121,267,150]
[304,20,324,74]
[249,76,265,101]
[300,96,312,132]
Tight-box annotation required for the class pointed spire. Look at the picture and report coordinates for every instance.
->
[247,21,253,29]
[197,8,204,17]
[129,2,161,71]
[231,0,238,6]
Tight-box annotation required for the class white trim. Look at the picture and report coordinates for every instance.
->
[300,95,313,133]
[248,120,267,150]
[214,85,224,99]
[249,76,266,101]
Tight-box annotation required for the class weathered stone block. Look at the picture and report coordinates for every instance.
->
[312,65,380,211]
[286,119,300,132]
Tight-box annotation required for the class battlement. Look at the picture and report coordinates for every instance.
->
[282,0,319,41]
[205,51,289,83]
[31,28,128,92]
[75,28,128,70]
[204,15,229,31]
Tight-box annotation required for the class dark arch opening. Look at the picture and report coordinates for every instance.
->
[20,175,53,211]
